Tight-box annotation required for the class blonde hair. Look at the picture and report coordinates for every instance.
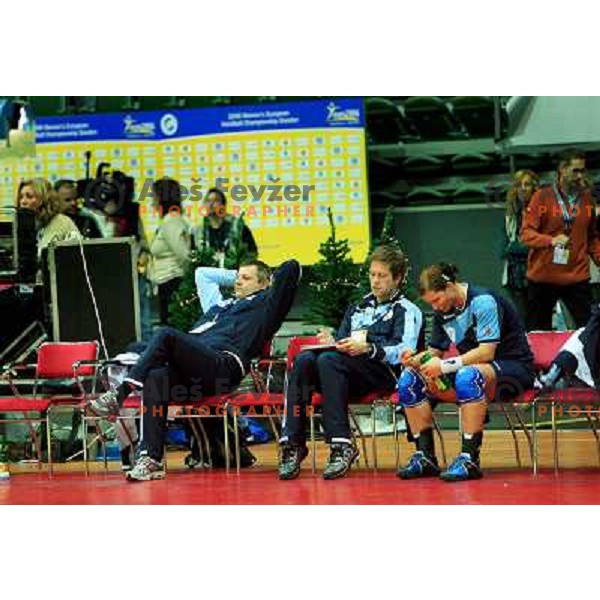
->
[16,178,62,226]
[506,170,540,219]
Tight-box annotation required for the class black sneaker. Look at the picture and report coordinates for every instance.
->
[397,451,441,480]
[278,443,309,480]
[323,442,359,480]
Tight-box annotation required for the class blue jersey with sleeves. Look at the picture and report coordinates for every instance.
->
[429,285,533,364]
[336,290,425,373]
[189,260,301,368]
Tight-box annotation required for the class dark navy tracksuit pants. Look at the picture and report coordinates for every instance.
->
[128,327,243,461]
[282,350,397,445]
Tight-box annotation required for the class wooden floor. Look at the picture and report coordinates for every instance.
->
[2,431,600,504]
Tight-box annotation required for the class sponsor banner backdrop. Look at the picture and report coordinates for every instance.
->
[1,98,370,265]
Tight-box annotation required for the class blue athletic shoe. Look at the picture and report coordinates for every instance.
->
[397,451,440,480]
[440,453,483,482]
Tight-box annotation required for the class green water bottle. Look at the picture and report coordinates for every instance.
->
[419,352,453,392]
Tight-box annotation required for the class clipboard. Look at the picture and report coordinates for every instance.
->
[299,344,338,352]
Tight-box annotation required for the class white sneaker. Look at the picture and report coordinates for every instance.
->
[0,463,10,482]
[126,455,166,482]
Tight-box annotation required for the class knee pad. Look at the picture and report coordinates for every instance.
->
[397,368,428,409]
[455,366,486,405]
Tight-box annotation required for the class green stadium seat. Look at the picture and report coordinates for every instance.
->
[96,96,132,113]
[366,97,419,144]
[406,186,449,205]
[451,184,489,204]
[451,96,496,138]
[138,96,180,111]
[403,96,465,140]
[29,96,65,117]
[182,96,218,108]
[449,153,494,174]
[403,155,445,176]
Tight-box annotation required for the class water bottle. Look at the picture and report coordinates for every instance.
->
[419,352,453,392]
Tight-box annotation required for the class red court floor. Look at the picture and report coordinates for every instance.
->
[1,468,599,504]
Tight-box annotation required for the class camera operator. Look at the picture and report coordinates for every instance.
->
[55,179,104,239]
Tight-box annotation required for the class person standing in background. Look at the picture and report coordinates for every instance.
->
[54,179,104,239]
[149,178,191,326]
[522,150,600,331]
[195,188,258,265]
[501,170,539,321]
[17,178,81,261]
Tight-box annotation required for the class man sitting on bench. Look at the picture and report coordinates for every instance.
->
[88,259,301,481]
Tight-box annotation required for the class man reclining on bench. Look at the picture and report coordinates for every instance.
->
[87,259,301,481]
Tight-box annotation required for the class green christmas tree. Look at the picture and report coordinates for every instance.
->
[307,208,361,328]
[168,213,256,332]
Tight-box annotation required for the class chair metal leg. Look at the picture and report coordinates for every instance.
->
[310,412,317,474]
[552,402,558,474]
[223,407,230,474]
[392,408,400,470]
[349,409,369,469]
[196,419,213,468]
[233,412,241,476]
[83,414,89,477]
[532,402,538,476]
[46,413,53,476]
[584,412,600,466]
[371,404,378,472]
[432,416,447,468]
[26,417,42,472]
[499,404,522,468]
[187,418,205,468]
[513,404,534,467]
[267,415,280,444]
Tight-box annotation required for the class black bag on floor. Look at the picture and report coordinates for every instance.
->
[185,415,256,469]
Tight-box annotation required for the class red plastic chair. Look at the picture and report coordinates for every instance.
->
[1,341,99,474]
[528,330,600,473]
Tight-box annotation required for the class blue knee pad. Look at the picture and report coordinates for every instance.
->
[455,367,486,404]
[397,369,428,408]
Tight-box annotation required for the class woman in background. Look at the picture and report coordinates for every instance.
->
[149,177,191,326]
[17,178,80,257]
[501,169,540,321]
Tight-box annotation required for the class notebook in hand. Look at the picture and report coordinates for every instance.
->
[299,343,338,352]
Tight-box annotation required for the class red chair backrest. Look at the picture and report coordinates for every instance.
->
[527,331,574,371]
[36,342,99,379]
[287,336,321,371]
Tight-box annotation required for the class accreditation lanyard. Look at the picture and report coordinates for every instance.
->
[553,184,580,235]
